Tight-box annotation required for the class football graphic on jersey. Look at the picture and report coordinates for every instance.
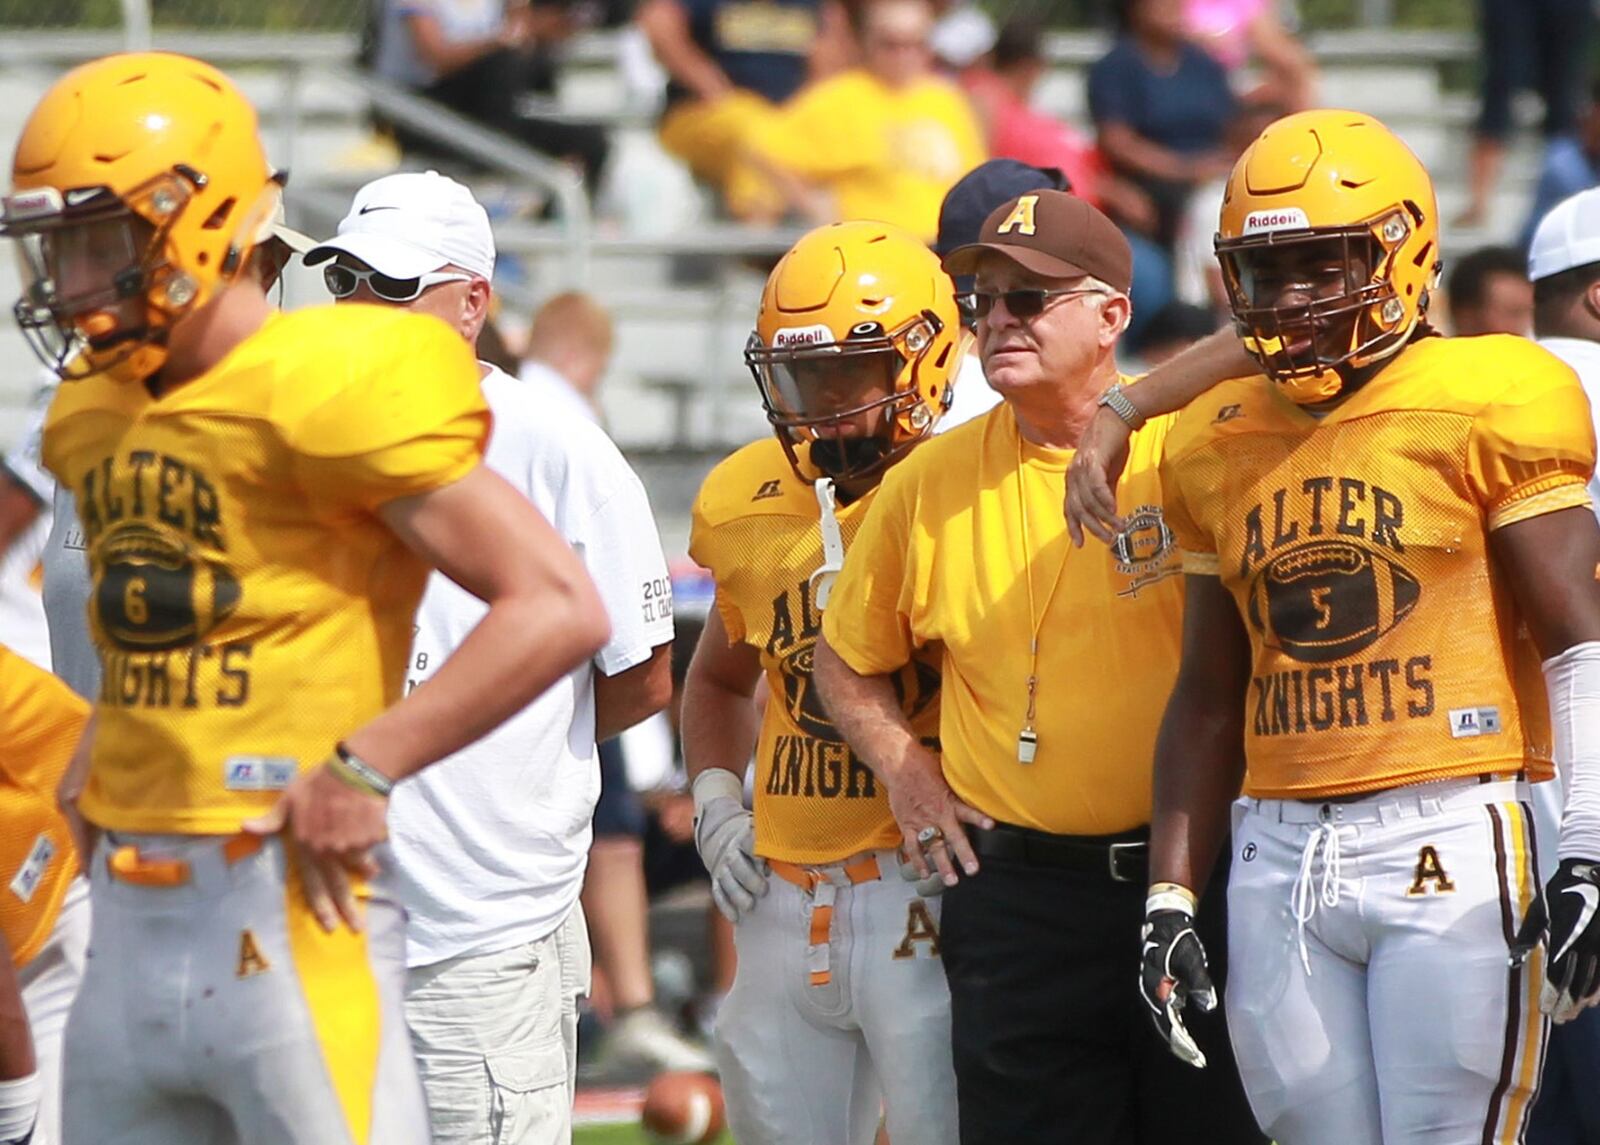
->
[1247,540,1419,663]
[95,523,240,651]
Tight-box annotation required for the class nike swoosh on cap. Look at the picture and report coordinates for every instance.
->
[358,204,397,215]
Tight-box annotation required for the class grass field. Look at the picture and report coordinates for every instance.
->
[576,1126,736,1145]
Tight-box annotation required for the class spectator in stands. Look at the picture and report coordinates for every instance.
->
[1088,0,1236,253]
[1517,186,1600,1145]
[639,0,851,220]
[520,290,615,426]
[1521,80,1600,251]
[1183,0,1315,110]
[962,14,1109,206]
[1126,299,1221,366]
[960,15,1172,335]
[305,170,678,1140]
[745,0,987,242]
[1446,244,1534,337]
[372,0,610,190]
[1458,0,1592,228]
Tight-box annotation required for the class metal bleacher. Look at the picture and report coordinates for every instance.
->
[0,22,1536,546]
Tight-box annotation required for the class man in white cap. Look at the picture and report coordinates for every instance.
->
[1520,186,1600,1145]
[306,171,688,1144]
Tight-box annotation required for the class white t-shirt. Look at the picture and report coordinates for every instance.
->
[937,349,1001,433]
[390,364,674,968]
[375,0,506,89]
[1530,334,1600,882]
[42,486,97,701]
[0,387,55,671]
[518,359,600,426]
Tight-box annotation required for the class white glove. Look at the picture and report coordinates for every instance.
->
[693,769,768,923]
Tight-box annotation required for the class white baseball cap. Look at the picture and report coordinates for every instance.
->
[1529,187,1600,282]
[305,170,495,282]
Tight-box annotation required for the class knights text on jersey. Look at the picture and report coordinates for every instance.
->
[689,439,939,864]
[0,642,89,965]
[40,304,489,834]
[1161,334,1595,799]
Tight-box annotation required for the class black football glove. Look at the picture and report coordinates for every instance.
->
[1139,886,1215,1068]
[1541,858,1600,1023]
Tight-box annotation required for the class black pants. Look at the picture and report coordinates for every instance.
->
[941,828,1263,1145]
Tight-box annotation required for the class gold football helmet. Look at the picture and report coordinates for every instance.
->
[1215,109,1441,404]
[1,52,279,382]
[746,220,962,485]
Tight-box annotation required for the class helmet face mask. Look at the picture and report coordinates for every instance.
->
[1218,226,1391,392]
[6,172,197,381]
[746,311,942,484]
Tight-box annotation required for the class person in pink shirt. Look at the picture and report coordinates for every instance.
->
[1184,0,1316,109]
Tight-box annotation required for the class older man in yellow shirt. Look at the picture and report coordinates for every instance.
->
[814,191,1262,1145]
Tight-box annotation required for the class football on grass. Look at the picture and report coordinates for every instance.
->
[641,1071,725,1144]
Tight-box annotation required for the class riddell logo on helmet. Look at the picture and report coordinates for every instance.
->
[1242,208,1312,235]
[772,325,834,349]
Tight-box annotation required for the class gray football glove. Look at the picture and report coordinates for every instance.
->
[693,769,768,923]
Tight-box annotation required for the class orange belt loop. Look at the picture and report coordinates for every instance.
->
[106,846,191,887]
[105,834,265,887]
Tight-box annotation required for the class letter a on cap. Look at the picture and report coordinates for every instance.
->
[997,195,1039,236]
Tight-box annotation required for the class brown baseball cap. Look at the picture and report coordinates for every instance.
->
[942,190,1133,294]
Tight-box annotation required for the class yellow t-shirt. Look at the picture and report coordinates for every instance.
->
[41,304,489,834]
[756,70,986,243]
[0,643,89,967]
[1161,335,1595,799]
[690,439,940,863]
[823,401,1184,835]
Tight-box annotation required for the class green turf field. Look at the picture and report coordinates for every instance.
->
[575,1125,736,1144]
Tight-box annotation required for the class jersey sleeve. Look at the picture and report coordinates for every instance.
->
[0,645,90,795]
[688,468,750,645]
[1467,358,1596,531]
[574,439,675,677]
[289,316,490,514]
[1158,448,1220,576]
[821,466,919,675]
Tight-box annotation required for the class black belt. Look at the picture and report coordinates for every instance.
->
[968,824,1149,883]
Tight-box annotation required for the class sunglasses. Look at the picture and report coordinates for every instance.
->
[323,263,472,302]
[961,287,1104,320]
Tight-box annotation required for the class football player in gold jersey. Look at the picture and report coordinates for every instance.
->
[0,644,91,1145]
[0,52,608,1145]
[681,220,962,1144]
[1123,109,1600,1145]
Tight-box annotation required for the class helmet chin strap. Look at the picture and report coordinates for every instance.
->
[808,478,846,611]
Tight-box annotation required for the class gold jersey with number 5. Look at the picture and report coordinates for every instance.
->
[1161,333,1594,799]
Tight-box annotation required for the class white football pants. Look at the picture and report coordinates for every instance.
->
[1225,778,1547,1145]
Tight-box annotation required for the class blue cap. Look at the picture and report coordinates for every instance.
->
[935,159,1070,256]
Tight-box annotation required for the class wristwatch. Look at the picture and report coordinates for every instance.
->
[1096,382,1146,431]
